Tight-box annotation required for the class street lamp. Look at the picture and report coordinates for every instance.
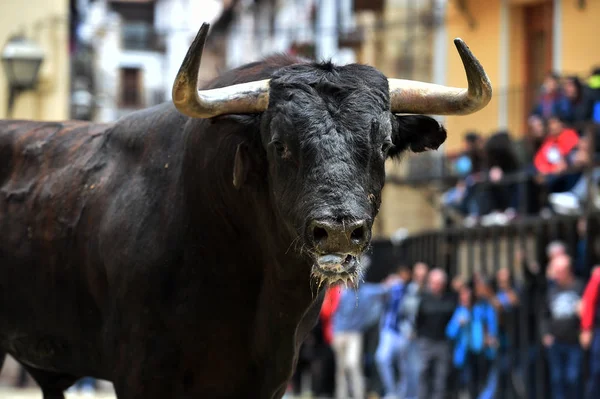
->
[1,35,45,117]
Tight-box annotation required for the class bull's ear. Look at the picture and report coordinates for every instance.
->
[233,143,250,189]
[389,114,447,159]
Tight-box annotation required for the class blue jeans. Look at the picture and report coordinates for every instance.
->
[547,342,583,399]
[586,328,600,399]
[570,167,600,201]
[399,338,420,399]
[375,328,405,396]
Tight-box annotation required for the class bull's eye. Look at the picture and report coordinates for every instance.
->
[381,141,394,155]
[270,140,287,158]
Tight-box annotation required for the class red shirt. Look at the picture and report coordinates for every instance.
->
[320,287,341,345]
[534,128,579,174]
[581,268,600,331]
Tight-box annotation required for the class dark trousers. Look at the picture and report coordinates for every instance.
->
[586,328,600,399]
[311,344,336,396]
[547,342,583,399]
[458,351,492,398]
[418,338,450,399]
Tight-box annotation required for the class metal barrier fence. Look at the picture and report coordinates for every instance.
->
[364,212,599,399]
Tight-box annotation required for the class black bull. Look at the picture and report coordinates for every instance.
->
[0,24,490,399]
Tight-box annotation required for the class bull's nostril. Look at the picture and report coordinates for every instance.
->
[313,226,328,244]
[350,226,365,243]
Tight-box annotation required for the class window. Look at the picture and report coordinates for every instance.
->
[120,67,142,108]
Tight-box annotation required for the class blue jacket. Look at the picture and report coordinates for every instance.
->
[446,301,498,368]
[333,283,387,334]
[380,281,407,333]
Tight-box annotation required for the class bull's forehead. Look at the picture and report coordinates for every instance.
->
[267,62,392,141]
[269,62,390,109]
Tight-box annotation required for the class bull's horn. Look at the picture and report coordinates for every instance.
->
[388,38,492,115]
[172,23,270,119]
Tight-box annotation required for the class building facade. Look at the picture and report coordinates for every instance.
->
[78,0,224,122]
[441,0,600,151]
[0,0,70,120]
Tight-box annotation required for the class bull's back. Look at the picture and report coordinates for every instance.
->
[0,119,114,374]
[0,119,111,255]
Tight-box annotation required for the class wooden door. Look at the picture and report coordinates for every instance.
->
[523,0,553,125]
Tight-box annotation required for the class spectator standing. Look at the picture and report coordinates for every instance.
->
[541,254,585,399]
[332,280,388,399]
[396,262,429,399]
[446,279,498,399]
[531,72,571,120]
[375,266,411,399]
[441,132,486,226]
[519,247,546,399]
[580,267,600,399]
[311,286,341,396]
[515,115,548,216]
[490,268,520,397]
[416,268,456,399]
[562,76,589,131]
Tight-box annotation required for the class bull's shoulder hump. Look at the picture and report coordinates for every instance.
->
[0,120,112,192]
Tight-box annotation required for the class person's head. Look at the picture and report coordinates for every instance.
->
[427,268,447,295]
[546,240,567,260]
[542,72,561,94]
[495,267,512,290]
[451,275,465,293]
[563,76,583,101]
[463,132,481,151]
[577,134,591,152]
[548,115,565,136]
[459,285,473,307]
[550,254,573,286]
[528,114,546,139]
[413,262,429,286]
[396,264,412,282]
[588,67,600,89]
[473,273,494,300]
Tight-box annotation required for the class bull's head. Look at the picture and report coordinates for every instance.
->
[172,24,491,286]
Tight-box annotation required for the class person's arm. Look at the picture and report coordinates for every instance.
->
[541,290,553,346]
[581,269,600,332]
[388,284,404,314]
[580,269,600,349]
[487,304,499,338]
[415,298,424,333]
[446,308,464,340]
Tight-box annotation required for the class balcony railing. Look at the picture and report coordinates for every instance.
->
[121,23,165,52]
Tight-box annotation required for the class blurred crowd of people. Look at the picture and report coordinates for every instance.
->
[442,68,600,227]
[287,246,600,399]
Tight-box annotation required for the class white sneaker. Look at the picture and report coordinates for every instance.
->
[481,211,507,226]
[549,192,581,215]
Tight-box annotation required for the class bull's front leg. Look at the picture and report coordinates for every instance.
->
[254,284,326,399]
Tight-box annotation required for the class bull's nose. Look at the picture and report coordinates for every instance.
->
[308,219,371,252]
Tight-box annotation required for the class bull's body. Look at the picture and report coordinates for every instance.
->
[0,56,322,398]
[0,18,492,397]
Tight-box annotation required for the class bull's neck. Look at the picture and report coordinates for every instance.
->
[180,118,314,283]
